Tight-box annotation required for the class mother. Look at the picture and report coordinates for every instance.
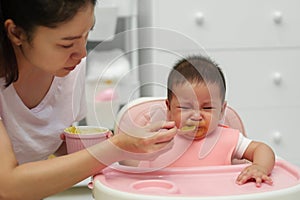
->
[0,0,176,199]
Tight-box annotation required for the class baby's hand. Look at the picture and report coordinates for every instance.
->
[236,164,273,187]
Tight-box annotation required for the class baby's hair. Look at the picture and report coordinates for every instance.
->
[167,55,226,102]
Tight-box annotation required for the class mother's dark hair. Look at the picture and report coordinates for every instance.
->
[0,0,97,87]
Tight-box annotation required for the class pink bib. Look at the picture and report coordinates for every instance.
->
[139,126,240,168]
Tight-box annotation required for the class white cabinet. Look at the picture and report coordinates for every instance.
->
[211,49,300,166]
[138,0,300,166]
[148,0,300,49]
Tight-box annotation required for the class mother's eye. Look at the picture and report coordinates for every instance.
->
[61,44,74,48]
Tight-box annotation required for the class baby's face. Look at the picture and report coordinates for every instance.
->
[167,82,225,140]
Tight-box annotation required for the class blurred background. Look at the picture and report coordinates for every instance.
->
[85,0,300,166]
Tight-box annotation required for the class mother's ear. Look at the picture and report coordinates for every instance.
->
[4,19,26,46]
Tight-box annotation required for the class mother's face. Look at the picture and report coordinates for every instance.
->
[8,3,95,77]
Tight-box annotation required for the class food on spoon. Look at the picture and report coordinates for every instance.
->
[181,125,196,131]
[180,125,206,140]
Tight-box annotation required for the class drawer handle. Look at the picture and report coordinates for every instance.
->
[195,12,205,25]
[273,11,283,24]
[272,131,282,144]
[273,72,282,85]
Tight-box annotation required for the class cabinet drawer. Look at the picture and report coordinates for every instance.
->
[139,47,300,102]
[210,49,300,108]
[238,107,300,166]
[151,0,300,50]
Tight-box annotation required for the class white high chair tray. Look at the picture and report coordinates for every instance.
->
[92,159,300,200]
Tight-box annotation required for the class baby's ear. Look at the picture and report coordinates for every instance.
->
[220,101,227,119]
[165,99,171,110]
[165,99,172,120]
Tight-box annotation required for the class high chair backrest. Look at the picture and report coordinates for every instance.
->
[114,97,246,137]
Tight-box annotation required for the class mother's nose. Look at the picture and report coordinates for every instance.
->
[71,39,87,60]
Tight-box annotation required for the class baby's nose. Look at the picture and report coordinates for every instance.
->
[191,110,203,120]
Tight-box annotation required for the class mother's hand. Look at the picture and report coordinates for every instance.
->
[87,121,177,166]
[115,121,177,154]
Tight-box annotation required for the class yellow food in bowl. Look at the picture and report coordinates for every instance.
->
[65,126,81,134]
[64,126,107,135]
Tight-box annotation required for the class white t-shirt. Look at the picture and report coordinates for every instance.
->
[0,59,87,164]
[234,132,252,159]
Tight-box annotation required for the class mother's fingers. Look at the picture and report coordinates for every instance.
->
[161,121,176,129]
[60,133,66,141]
[152,139,175,153]
[147,120,176,132]
[151,126,177,145]
[117,120,176,139]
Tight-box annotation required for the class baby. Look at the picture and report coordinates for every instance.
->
[123,55,275,187]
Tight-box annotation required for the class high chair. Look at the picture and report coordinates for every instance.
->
[90,97,300,200]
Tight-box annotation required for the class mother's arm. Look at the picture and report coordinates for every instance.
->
[0,120,108,200]
[0,120,176,200]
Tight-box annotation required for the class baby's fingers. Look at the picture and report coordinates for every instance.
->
[253,175,273,187]
[236,171,252,185]
[261,175,273,186]
[236,171,273,187]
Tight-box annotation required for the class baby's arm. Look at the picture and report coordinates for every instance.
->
[236,141,275,187]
